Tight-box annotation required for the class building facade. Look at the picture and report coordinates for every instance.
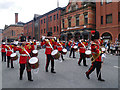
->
[60,2,96,41]
[24,7,63,41]
[96,1,120,42]
[2,13,24,42]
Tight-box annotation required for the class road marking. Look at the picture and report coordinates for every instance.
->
[114,66,120,69]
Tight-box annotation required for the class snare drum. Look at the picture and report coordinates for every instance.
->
[85,50,91,58]
[51,50,60,59]
[101,47,106,52]
[73,46,78,51]
[62,48,67,55]
[10,53,18,61]
[32,50,38,57]
[29,57,39,69]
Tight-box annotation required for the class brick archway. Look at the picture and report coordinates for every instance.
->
[101,32,112,40]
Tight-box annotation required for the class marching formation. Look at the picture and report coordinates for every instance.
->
[1,31,120,83]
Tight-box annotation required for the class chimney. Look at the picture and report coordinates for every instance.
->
[15,13,18,24]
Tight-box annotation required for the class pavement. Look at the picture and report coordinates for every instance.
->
[1,49,119,88]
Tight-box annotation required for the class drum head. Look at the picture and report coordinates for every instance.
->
[10,53,16,57]
[101,48,105,51]
[85,50,91,55]
[51,50,58,55]
[62,49,67,52]
[74,46,78,49]
[32,50,38,54]
[29,57,38,64]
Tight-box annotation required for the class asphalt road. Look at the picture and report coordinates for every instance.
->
[1,49,119,88]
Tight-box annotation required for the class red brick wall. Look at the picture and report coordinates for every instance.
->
[96,2,120,42]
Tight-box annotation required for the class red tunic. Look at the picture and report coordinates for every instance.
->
[17,46,30,64]
[25,44,32,53]
[57,42,63,51]
[78,42,86,53]
[1,44,6,52]
[45,41,53,55]
[53,41,57,49]
[91,41,102,62]
[6,45,12,56]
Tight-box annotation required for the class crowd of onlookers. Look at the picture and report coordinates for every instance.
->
[103,40,120,56]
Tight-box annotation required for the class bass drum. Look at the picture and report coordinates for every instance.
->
[51,50,60,59]
[10,53,18,61]
[85,50,91,58]
[32,50,38,57]
[62,48,67,55]
[29,57,39,69]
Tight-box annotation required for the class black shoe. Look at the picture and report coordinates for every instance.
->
[62,59,64,61]
[28,79,33,81]
[98,78,105,82]
[78,63,81,66]
[84,65,88,67]
[85,72,90,79]
[73,57,76,58]
[19,77,22,80]
[51,71,56,73]
[46,70,48,72]
[69,56,71,58]
[11,67,14,68]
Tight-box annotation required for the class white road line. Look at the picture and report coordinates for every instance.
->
[114,66,120,69]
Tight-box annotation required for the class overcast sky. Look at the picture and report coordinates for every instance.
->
[0,0,69,29]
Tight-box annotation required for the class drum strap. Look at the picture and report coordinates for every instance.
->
[21,47,31,57]
[6,45,13,53]
[81,42,86,49]
[48,41,54,50]
[59,42,63,48]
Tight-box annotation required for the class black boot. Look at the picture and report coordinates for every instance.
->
[85,72,90,79]
[27,71,33,81]
[51,69,56,73]
[98,78,105,81]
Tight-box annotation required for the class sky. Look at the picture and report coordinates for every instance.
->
[0,0,69,29]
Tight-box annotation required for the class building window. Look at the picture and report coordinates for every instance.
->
[54,15,56,20]
[57,26,59,32]
[106,14,112,24]
[41,20,43,24]
[44,19,45,23]
[12,30,13,36]
[101,16,103,24]
[101,0,103,5]
[106,0,112,4]
[50,27,52,32]
[44,29,46,33]
[50,16,52,21]
[62,19,64,28]
[119,12,120,22]
[76,16,79,26]
[41,29,43,34]
[54,26,56,32]
[84,13,88,24]
[68,18,71,27]
[57,14,58,19]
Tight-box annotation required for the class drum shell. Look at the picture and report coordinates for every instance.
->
[29,59,39,69]
[85,50,91,58]
[51,50,60,59]
[10,55,18,61]
[73,46,78,52]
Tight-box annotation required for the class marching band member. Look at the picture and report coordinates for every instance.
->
[6,41,14,68]
[1,41,6,62]
[85,31,105,81]
[42,38,56,73]
[17,42,33,81]
[78,39,88,66]
[69,38,76,58]
[57,40,64,61]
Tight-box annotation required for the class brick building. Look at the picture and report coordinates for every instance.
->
[0,29,3,43]
[60,2,96,41]
[96,1,120,42]
[2,13,24,42]
[24,7,64,41]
